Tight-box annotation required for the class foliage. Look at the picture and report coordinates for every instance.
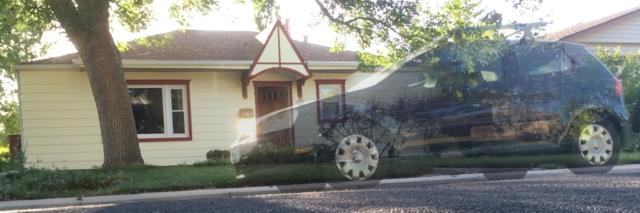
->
[249,0,547,73]
[238,143,335,165]
[0,100,20,146]
[193,158,232,167]
[0,167,124,201]
[301,0,528,73]
[206,149,231,160]
[243,0,281,31]
[0,144,25,172]
[593,46,640,133]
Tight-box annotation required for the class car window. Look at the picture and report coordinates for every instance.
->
[436,51,505,88]
[513,43,571,76]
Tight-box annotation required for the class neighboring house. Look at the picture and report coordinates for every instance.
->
[544,6,640,55]
[14,20,380,169]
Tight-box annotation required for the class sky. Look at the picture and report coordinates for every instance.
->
[35,0,640,59]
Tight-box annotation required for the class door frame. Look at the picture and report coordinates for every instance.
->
[252,81,296,146]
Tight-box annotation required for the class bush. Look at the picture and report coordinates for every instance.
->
[206,150,230,160]
[310,143,337,163]
[239,145,297,165]
[0,146,25,172]
[622,133,640,153]
[238,143,338,165]
[1,167,123,201]
[193,158,232,167]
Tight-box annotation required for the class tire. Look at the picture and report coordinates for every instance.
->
[334,134,380,181]
[565,114,621,172]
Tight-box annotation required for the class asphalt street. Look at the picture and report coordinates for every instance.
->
[8,171,640,213]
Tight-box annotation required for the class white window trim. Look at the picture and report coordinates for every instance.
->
[128,84,190,139]
[318,84,343,119]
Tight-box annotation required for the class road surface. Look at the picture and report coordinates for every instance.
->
[9,171,640,213]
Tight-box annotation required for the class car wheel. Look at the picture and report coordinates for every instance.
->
[576,120,619,166]
[335,134,379,181]
[565,114,621,168]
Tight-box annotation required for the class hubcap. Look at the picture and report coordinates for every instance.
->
[579,124,614,165]
[335,134,379,181]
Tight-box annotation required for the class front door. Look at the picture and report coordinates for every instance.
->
[256,86,293,146]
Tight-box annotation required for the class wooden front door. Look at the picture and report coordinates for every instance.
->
[257,87,289,117]
[256,86,292,146]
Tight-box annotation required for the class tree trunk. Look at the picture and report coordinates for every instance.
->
[81,36,145,168]
[47,0,144,167]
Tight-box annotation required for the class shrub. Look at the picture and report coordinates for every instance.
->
[1,167,123,201]
[206,150,231,160]
[622,133,640,153]
[193,158,232,167]
[238,143,338,165]
[239,145,296,165]
[310,143,337,163]
[0,146,25,172]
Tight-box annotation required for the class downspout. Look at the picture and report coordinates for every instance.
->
[15,68,25,154]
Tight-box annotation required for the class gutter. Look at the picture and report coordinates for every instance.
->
[15,60,361,71]
[12,64,79,70]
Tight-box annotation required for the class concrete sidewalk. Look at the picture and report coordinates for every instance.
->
[2,164,640,211]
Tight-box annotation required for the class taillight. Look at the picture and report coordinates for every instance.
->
[614,76,623,97]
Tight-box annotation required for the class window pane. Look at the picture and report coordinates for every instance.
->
[320,87,340,101]
[172,112,186,134]
[513,43,569,76]
[171,89,184,110]
[129,88,165,134]
[321,102,340,119]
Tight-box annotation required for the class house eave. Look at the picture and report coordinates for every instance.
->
[14,60,360,71]
[13,64,80,70]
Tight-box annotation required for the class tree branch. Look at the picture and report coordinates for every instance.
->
[44,0,88,39]
[312,0,412,40]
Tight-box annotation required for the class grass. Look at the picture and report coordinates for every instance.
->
[2,152,640,201]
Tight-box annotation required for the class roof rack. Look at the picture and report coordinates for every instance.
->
[501,22,548,40]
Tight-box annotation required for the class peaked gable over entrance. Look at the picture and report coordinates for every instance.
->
[241,20,312,99]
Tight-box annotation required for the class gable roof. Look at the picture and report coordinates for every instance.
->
[544,6,640,40]
[22,29,358,65]
[247,20,311,78]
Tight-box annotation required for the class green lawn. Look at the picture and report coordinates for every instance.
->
[3,152,640,201]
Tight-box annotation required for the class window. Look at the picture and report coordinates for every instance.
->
[127,80,192,142]
[428,47,505,88]
[513,43,572,76]
[315,80,346,121]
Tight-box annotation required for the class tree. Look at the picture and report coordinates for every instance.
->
[2,0,224,167]
[253,0,546,73]
[3,0,545,168]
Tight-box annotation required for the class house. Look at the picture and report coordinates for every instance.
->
[544,5,640,55]
[13,20,382,170]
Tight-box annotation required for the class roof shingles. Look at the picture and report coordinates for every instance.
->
[23,30,358,65]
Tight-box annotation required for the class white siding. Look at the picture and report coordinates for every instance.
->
[18,68,383,169]
[568,12,640,46]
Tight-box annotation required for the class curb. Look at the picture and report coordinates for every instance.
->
[2,164,640,211]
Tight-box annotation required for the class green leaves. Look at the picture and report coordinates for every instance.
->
[113,0,155,33]
[168,0,220,27]
[594,46,640,133]
[0,0,54,78]
[249,0,544,74]
[308,0,509,73]
[250,0,280,31]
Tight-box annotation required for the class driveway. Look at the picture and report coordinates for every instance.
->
[11,171,640,213]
